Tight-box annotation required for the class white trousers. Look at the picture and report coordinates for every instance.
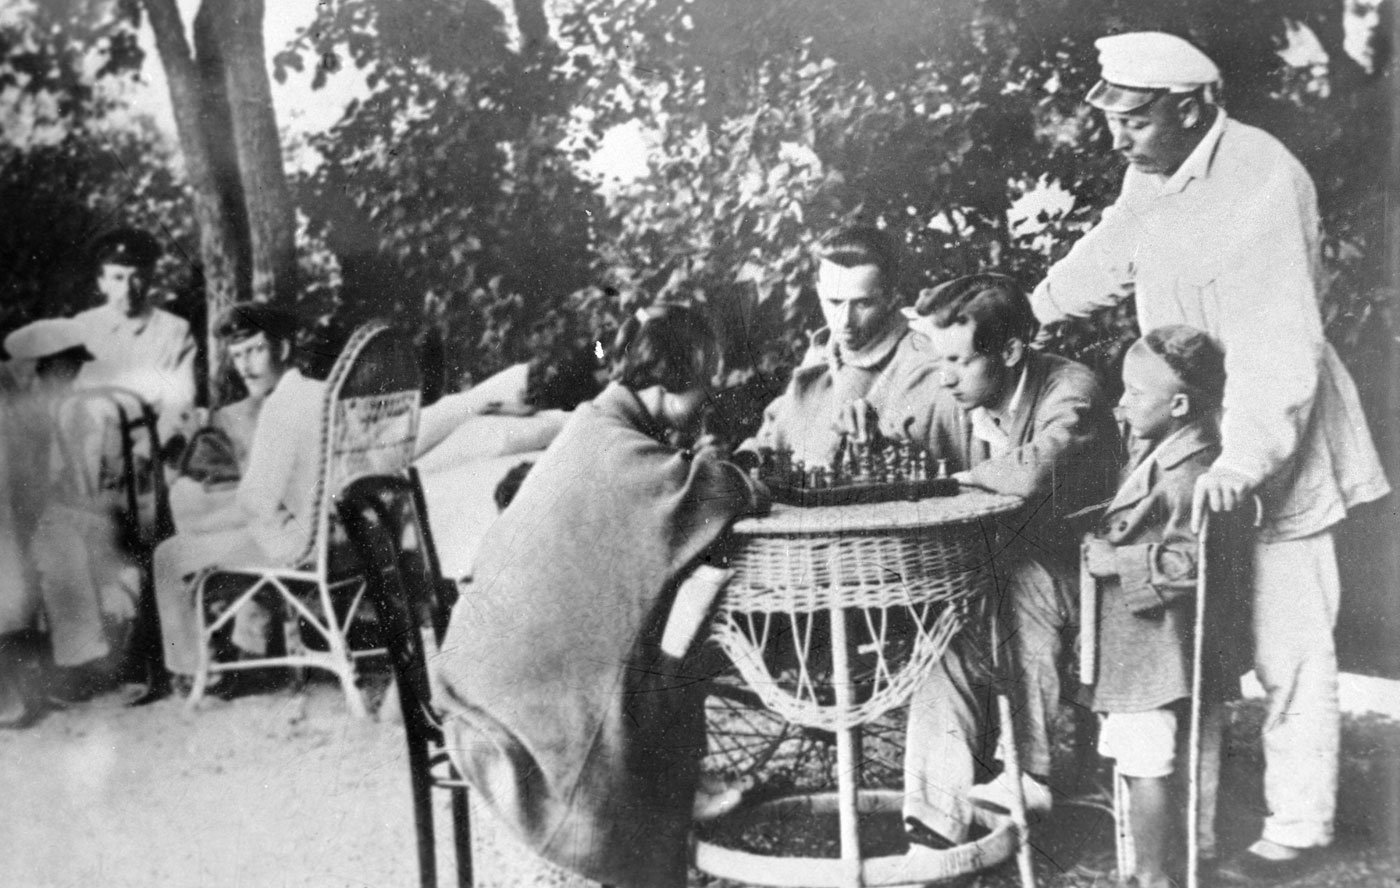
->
[1252,530,1340,849]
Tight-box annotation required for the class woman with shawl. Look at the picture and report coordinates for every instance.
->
[435,303,767,888]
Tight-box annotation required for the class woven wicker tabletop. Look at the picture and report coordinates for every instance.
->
[730,488,1023,536]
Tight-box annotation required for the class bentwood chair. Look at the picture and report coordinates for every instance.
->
[336,469,470,888]
[187,321,422,716]
[56,387,175,691]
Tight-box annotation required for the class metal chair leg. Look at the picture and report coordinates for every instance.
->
[407,735,438,888]
[451,787,473,888]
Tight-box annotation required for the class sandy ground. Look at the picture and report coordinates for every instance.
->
[1,681,418,888]
[2,671,1397,888]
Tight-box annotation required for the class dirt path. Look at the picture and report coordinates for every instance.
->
[1,683,417,888]
[3,678,1397,888]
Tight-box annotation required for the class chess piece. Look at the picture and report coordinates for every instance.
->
[894,440,913,482]
[775,448,793,483]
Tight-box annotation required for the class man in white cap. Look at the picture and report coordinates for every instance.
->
[1031,30,1390,882]
[1,320,140,709]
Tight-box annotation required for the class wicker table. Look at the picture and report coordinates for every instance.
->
[695,490,1034,888]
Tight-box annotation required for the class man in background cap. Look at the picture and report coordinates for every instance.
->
[71,227,196,443]
[1031,31,1389,881]
[151,308,339,699]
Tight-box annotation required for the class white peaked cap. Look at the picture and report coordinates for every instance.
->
[1095,31,1220,91]
[4,319,93,362]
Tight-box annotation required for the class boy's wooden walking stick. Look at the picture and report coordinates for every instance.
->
[1186,497,1262,888]
[1186,511,1210,888]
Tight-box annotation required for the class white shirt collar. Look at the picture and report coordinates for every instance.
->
[968,363,1028,454]
[90,303,153,336]
[1159,107,1229,195]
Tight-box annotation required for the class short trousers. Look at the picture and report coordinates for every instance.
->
[1098,708,1178,778]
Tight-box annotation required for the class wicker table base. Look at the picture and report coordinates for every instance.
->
[694,791,1018,888]
[697,491,1034,888]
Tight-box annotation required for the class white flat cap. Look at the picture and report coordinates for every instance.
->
[4,318,94,362]
[1087,31,1220,112]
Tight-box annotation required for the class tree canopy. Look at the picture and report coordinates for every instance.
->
[3,0,1393,401]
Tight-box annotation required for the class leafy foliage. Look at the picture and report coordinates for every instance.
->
[562,0,1392,403]
[6,0,1389,418]
[280,0,603,390]
[0,2,196,344]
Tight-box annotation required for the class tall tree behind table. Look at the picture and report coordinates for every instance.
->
[143,0,297,390]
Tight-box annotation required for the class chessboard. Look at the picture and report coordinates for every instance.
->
[753,438,958,507]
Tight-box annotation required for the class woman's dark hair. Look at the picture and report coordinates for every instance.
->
[1138,324,1226,411]
[610,302,720,394]
[525,342,605,410]
[914,272,1039,356]
[815,224,899,288]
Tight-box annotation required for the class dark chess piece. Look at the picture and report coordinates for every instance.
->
[858,440,875,479]
[775,447,793,483]
[893,441,911,482]
[834,434,849,470]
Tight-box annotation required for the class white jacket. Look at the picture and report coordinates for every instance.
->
[1033,111,1389,540]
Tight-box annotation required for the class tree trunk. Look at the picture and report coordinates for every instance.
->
[512,0,552,52]
[206,0,298,307]
[142,0,248,398]
[192,1,253,296]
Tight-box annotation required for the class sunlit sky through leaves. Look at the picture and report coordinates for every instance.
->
[36,0,1376,228]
